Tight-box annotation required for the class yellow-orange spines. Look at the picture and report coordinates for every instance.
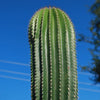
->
[28,7,78,100]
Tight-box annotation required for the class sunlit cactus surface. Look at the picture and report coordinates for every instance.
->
[28,7,78,100]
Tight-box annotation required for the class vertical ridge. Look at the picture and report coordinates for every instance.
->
[28,14,38,100]
[61,10,72,100]
[34,9,43,100]
[67,16,77,100]
[57,9,70,100]
[46,8,50,100]
[40,8,45,100]
[41,8,49,100]
[54,7,62,100]
[39,10,44,100]
[48,7,53,100]
[69,20,78,100]
[48,7,51,100]
[30,44,35,100]
[34,18,39,99]
[63,11,78,100]
[49,7,59,100]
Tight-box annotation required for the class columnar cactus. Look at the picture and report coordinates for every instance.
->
[28,7,78,100]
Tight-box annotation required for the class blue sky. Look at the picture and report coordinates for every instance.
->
[0,0,100,100]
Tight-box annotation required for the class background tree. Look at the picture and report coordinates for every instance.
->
[78,0,100,83]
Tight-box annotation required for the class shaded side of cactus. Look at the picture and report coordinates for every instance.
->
[28,7,78,100]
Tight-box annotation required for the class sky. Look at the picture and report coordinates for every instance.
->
[0,0,100,100]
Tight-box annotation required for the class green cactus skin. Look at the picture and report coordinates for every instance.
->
[28,7,78,100]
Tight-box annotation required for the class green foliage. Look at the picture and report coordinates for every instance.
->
[28,7,78,100]
[78,0,100,83]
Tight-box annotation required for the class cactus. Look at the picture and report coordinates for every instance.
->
[28,7,78,100]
